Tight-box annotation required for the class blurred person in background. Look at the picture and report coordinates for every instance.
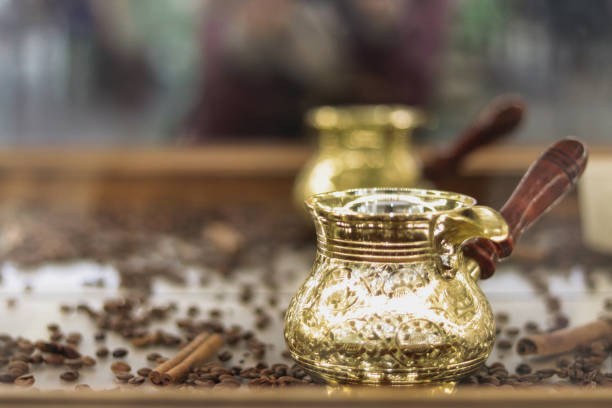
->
[182,0,450,139]
[0,0,201,144]
[3,0,612,145]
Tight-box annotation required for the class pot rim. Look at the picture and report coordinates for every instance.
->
[305,187,477,222]
[306,105,426,131]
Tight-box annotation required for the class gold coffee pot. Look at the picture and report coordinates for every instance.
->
[284,139,587,385]
[293,105,426,212]
[293,96,525,213]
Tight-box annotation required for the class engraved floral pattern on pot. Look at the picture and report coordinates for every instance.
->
[284,188,508,385]
[319,265,361,312]
[382,263,432,298]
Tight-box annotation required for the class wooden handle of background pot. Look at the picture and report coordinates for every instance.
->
[463,138,588,279]
[424,95,525,181]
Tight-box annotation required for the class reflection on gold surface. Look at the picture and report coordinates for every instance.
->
[294,105,426,213]
[325,381,457,394]
[284,188,508,385]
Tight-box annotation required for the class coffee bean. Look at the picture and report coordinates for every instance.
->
[526,374,543,383]
[491,368,509,378]
[537,368,557,379]
[591,341,607,356]
[552,314,570,330]
[226,334,241,346]
[255,314,271,330]
[64,333,81,346]
[146,352,161,362]
[47,323,60,332]
[8,360,29,377]
[128,375,146,385]
[60,304,73,314]
[488,362,505,370]
[267,295,278,308]
[137,367,152,377]
[17,340,35,355]
[488,364,509,377]
[14,373,35,386]
[290,365,306,379]
[96,347,109,358]
[481,376,500,385]
[94,331,106,342]
[221,377,240,386]
[0,373,13,383]
[589,355,606,364]
[546,297,561,312]
[195,379,215,387]
[215,380,240,389]
[198,373,217,381]
[505,327,520,336]
[35,341,61,354]
[211,367,229,376]
[30,354,43,364]
[110,361,131,374]
[63,344,81,359]
[524,321,539,333]
[277,376,297,384]
[218,350,233,362]
[81,356,96,367]
[187,306,200,317]
[45,354,65,366]
[496,312,509,325]
[557,357,572,368]
[11,353,30,363]
[7,354,22,366]
[516,363,532,375]
[260,368,274,376]
[50,331,63,342]
[496,339,512,350]
[65,358,83,369]
[40,341,68,356]
[115,372,134,382]
[273,363,288,377]
[60,370,79,382]
[112,348,128,358]
[239,285,254,303]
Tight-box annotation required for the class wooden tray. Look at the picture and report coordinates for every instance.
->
[0,143,609,407]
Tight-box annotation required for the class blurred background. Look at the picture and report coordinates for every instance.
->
[1,1,612,395]
[1,0,611,146]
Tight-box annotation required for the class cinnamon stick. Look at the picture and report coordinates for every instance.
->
[164,334,224,385]
[150,331,210,385]
[516,319,612,357]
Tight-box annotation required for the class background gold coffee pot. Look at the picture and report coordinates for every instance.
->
[285,139,587,385]
[293,96,525,213]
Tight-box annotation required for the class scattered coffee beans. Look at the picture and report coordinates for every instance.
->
[110,361,131,374]
[60,370,79,382]
[14,373,35,387]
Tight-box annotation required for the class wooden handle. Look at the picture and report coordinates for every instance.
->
[463,138,588,279]
[424,95,525,181]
